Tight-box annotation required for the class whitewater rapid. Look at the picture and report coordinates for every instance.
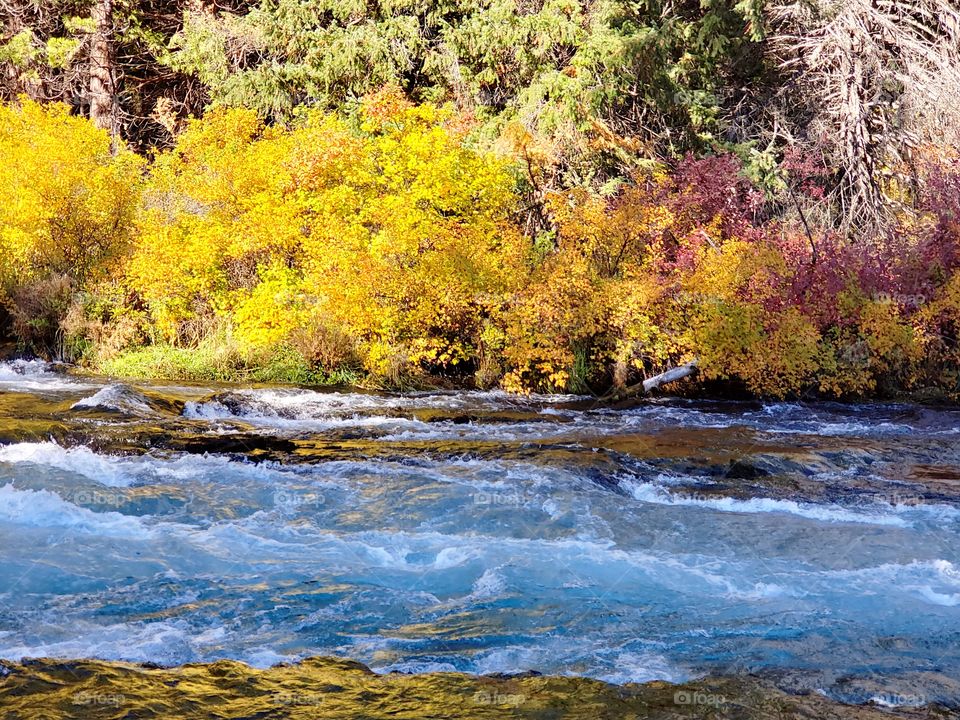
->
[0,361,958,706]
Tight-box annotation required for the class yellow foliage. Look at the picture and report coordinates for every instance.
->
[2,95,953,398]
[671,237,827,398]
[296,95,527,379]
[502,255,602,393]
[547,183,674,279]
[126,92,528,379]
[500,180,681,393]
[233,263,306,348]
[129,107,305,341]
[0,98,142,290]
[741,309,821,398]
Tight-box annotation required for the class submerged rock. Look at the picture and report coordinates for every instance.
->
[0,657,952,720]
[70,383,184,417]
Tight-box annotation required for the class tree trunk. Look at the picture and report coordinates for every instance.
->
[89,0,119,141]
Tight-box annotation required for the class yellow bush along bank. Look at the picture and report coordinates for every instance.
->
[2,95,960,400]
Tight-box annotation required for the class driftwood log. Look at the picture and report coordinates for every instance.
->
[602,359,699,401]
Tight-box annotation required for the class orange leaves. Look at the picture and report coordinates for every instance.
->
[547,177,675,278]
[501,175,681,392]
[358,85,415,132]
[501,254,602,393]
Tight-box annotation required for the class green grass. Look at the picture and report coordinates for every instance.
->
[91,343,363,387]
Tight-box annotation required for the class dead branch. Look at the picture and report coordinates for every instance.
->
[602,359,699,402]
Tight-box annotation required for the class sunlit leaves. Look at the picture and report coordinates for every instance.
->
[128,89,527,381]
[0,99,142,291]
[3,96,960,398]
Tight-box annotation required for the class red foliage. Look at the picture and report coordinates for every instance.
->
[669,153,765,239]
[782,146,830,200]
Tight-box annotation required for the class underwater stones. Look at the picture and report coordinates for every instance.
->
[0,658,953,719]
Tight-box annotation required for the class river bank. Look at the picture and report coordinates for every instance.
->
[3,345,952,407]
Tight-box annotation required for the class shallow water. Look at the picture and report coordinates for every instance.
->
[0,360,958,708]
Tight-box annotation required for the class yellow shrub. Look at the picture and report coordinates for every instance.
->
[128,107,303,342]
[125,91,528,382]
[233,263,306,349]
[6,96,946,397]
[859,299,921,379]
[501,255,603,393]
[816,293,922,398]
[680,240,821,397]
[501,182,679,393]
[297,94,527,378]
[0,99,142,290]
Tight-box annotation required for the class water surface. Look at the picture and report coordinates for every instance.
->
[0,360,958,708]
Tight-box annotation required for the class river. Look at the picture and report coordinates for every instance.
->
[0,359,958,713]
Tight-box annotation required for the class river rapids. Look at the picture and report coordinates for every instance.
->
[0,360,958,717]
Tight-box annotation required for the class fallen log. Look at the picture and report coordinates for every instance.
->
[602,359,699,402]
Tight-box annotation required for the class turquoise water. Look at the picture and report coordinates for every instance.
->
[0,360,958,707]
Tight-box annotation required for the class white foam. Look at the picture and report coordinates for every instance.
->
[0,618,232,666]
[71,384,154,415]
[0,360,95,392]
[243,647,294,668]
[805,558,960,608]
[598,651,688,684]
[623,479,910,526]
[182,387,594,440]
[471,642,687,685]
[934,559,960,582]
[0,443,133,487]
[0,442,334,492]
[471,645,545,675]
[0,484,148,536]
[183,398,435,434]
[433,546,479,570]
[769,421,915,437]
[647,554,795,600]
[469,568,507,599]
[377,659,459,674]
[187,387,583,418]
[916,587,960,606]
[185,386,946,443]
